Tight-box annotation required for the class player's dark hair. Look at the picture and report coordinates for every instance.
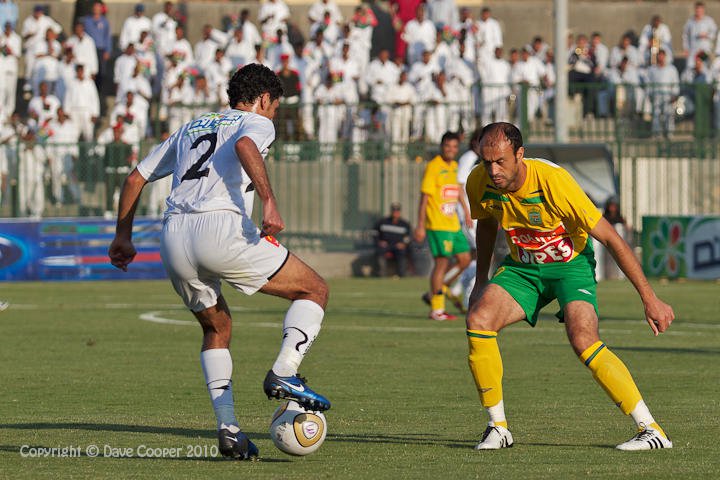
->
[479,122,524,154]
[440,131,460,144]
[227,63,284,108]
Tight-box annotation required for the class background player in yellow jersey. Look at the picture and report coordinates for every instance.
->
[464,123,675,451]
[415,131,473,321]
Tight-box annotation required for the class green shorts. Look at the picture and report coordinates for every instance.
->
[426,229,471,258]
[490,252,598,326]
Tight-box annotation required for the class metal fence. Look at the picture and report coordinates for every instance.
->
[2,81,720,249]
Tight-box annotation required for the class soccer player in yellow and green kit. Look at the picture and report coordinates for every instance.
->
[415,131,473,321]
[465,123,675,451]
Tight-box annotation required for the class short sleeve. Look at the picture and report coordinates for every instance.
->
[239,115,276,153]
[420,162,435,195]
[544,168,601,232]
[465,167,492,220]
[137,129,179,182]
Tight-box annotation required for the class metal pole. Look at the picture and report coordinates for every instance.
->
[554,0,568,143]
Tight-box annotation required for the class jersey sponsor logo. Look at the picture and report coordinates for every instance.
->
[527,207,542,226]
[264,235,280,247]
[507,226,575,264]
[440,202,457,216]
[441,184,460,201]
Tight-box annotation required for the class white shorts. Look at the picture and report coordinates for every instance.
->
[160,211,289,312]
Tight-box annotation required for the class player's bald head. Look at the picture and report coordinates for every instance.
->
[479,122,524,155]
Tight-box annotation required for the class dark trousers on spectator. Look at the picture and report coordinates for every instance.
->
[376,245,408,277]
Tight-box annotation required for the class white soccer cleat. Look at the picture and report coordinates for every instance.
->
[475,425,514,450]
[616,425,673,451]
[0,301,8,312]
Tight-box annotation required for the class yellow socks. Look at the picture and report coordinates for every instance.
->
[431,291,445,312]
[580,341,642,415]
[467,330,507,428]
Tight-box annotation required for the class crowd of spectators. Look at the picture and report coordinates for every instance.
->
[1,0,719,216]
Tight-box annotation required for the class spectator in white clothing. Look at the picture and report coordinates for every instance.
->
[30,27,61,94]
[152,1,177,58]
[647,49,679,138]
[225,27,256,68]
[1,21,21,113]
[46,107,80,205]
[114,43,137,93]
[64,64,100,141]
[205,48,233,107]
[65,22,97,78]
[421,71,450,143]
[639,15,673,66]
[258,0,289,42]
[403,4,436,65]
[366,49,400,105]
[168,25,193,69]
[477,7,502,67]
[387,70,416,156]
[526,36,550,60]
[195,24,228,71]
[119,3,151,51]
[480,47,511,125]
[18,128,46,218]
[610,33,641,70]
[27,80,60,128]
[682,2,716,60]
[237,8,262,48]
[427,0,459,29]
[111,90,148,140]
[308,0,342,25]
[21,5,61,81]
[607,56,645,116]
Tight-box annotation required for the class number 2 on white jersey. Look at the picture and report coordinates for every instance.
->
[181,132,218,182]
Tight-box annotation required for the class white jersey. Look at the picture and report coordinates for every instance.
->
[137,109,275,231]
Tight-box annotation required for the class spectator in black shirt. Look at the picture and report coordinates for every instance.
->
[276,53,303,140]
[374,202,412,277]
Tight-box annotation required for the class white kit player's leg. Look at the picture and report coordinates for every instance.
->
[272,299,324,376]
[260,254,331,411]
[201,348,239,430]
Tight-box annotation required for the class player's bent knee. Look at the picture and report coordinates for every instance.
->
[466,306,497,331]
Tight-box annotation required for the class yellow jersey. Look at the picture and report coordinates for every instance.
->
[466,158,601,264]
[421,155,461,232]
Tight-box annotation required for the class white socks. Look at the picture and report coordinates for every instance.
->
[629,399,656,429]
[487,400,507,426]
[200,348,238,429]
[271,299,324,377]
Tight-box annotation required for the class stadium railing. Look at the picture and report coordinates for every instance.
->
[2,81,719,249]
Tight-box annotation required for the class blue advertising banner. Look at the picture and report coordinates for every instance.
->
[0,218,166,281]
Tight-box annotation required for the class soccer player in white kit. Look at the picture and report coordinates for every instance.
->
[108,64,330,460]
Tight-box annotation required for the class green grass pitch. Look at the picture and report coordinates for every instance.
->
[0,278,718,479]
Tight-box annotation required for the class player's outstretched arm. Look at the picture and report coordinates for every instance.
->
[108,168,148,271]
[589,217,674,335]
[414,193,429,243]
[235,136,284,237]
[468,217,498,308]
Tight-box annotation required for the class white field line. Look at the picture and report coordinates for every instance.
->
[137,311,717,336]
[5,303,718,336]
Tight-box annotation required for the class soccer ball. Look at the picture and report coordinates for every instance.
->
[269,400,327,456]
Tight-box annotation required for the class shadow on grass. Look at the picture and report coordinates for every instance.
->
[328,433,612,450]
[0,422,220,439]
[612,346,720,355]
[0,424,615,451]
